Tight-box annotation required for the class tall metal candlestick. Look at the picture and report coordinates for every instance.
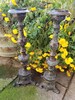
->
[40,9,70,94]
[8,9,32,86]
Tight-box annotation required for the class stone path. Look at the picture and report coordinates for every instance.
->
[0,64,75,100]
[35,72,75,100]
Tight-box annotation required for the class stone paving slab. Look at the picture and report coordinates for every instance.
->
[0,57,11,66]
[63,74,75,100]
[56,72,72,88]
[36,83,66,100]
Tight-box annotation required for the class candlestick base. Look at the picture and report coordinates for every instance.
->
[13,68,32,87]
[39,80,60,94]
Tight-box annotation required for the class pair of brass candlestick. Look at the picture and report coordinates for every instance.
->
[8,8,70,94]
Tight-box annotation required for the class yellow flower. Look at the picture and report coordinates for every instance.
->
[49,34,53,39]
[25,42,31,48]
[4,17,10,22]
[58,38,68,47]
[42,53,49,57]
[11,37,17,43]
[55,65,64,72]
[36,68,43,73]
[61,53,66,59]
[2,13,6,17]
[60,25,63,30]
[11,0,17,6]
[65,57,73,65]
[59,67,64,72]
[42,63,48,69]
[55,65,61,69]
[63,66,67,69]
[23,30,27,37]
[68,32,71,35]
[64,23,69,30]
[26,66,31,71]
[30,7,36,11]
[55,54,58,59]
[61,49,68,59]
[38,56,42,60]
[70,64,74,68]
[34,60,39,64]
[31,64,37,68]
[29,52,34,56]
[66,71,71,77]
[65,17,71,21]
[13,29,18,35]
[4,34,12,38]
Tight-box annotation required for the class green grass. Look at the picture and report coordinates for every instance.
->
[0,65,18,78]
[0,65,37,100]
[0,84,36,100]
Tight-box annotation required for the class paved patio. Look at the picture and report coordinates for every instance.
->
[35,72,75,100]
[0,58,75,100]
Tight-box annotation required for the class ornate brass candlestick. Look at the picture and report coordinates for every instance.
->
[40,9,70,94]
[8,9,32,86]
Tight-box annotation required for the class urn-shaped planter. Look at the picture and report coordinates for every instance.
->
[0,26,18,57]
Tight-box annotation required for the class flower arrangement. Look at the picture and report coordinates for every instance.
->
[0,0,75,76]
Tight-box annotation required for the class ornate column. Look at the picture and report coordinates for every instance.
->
[8,9,32,86]
[40,9,70,94]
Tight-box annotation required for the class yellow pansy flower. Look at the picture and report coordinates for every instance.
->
[58,38,68,47]
[25,42,31,48]
[60,25,63,30]
[29,52,34,56]
[11,37,17,43]
[42,63,48,69]
[70,64,74,68]
[63,66,67,69]
[61,53,66,59]
[26,66,31,70]
[59,47,65,52]
[23,30,27,37]
[36,68,43,73]
[34,60,39,64]
[49,34,53,39]
[59,67,64,72]
[4,17,10,22]
[13,29,18,35]
[4,34,12,38]
[68,32,71,35]
[11,0,17,6]
[38,56,42,60]
[42,53,49,57]
[65,17,71,21]
[64,23,69,30]
[65,57,73,65]
[66,71,71,77]
[2,13,6,17]
[30,7,36,11]
[61,50,68,59]
[55,65,61,69]
[31,64,37,68]
[55,54,59,59]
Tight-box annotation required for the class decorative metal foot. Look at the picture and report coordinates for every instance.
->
[13,68,32,87]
